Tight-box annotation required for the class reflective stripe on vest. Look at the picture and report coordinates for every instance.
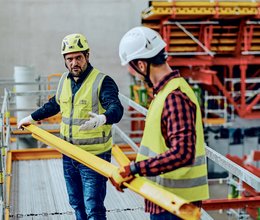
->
[60,130,112,145]
[136,77,209,201]
[148,175,208,188]
[139,145,206,167]
[56,72,69,104]
[56,68,112,155]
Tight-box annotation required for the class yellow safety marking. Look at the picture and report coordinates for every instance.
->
[0,172,3,184]
[1,148,6,157]
[24,125,201,220]
[5,151,12,220]
[4,111,10,118]
[151,2,258,7]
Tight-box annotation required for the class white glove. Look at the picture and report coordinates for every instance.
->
[244,151,254,165]
[79,112,106,131]
[17,115,34,129]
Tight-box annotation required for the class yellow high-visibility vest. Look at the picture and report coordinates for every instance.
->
[55,68,112,155]
[136,77,209,201]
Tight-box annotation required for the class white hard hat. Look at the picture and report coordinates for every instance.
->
[119,26,166,66]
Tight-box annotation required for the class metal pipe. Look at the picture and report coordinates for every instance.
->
[119,93,147,116]
[175,22,215,57]
[206,146,260,191]
[164,21,219,25]
[242,51,260,55]
[167,52,215,56]
[112,125,139,152]
[1,89,8,115]
[10,90,56,96]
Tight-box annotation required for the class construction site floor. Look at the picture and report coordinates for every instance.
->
[9,157,148,220]
[8,152,254,220]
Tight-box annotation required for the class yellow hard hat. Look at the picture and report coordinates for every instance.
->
[61,33,89,55]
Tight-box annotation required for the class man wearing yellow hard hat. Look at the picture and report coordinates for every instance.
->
[18,33,124,219]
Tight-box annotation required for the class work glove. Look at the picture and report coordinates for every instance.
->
[79,112,106,131]
[109,164,134,192]
[17,115,34,129]
[244,151,254,165]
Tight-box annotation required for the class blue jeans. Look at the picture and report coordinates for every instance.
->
[63,150,111,220]
[150,211,182,220]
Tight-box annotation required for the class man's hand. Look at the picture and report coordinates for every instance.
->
[17,115,34,129]
[79,112,106,131]
[109,165,134,192]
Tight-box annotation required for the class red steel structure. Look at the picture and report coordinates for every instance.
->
[200,152,260,219]
[142,1,260,119]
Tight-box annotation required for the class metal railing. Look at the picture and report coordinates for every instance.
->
[117,93,260,219]
[0,81,259,219]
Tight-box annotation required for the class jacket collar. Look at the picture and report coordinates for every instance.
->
[153,69,180,95]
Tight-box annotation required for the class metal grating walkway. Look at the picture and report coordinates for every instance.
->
[10,158,149,220]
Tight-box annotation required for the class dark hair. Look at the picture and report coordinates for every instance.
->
[81,49,89,57]
[63,49,89,58]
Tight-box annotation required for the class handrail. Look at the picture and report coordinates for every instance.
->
[118,93,260,191]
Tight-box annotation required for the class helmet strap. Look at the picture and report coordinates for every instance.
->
[145,62,153,88]
[129,61,153,88]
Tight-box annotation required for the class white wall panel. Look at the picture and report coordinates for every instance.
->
[0,0,148,96]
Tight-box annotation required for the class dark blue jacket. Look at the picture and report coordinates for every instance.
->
[31,63,124,124]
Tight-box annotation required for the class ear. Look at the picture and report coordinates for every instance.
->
[85,53,89,62]
[137,60,146,72]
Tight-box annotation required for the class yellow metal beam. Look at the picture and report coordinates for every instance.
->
[112,145,131,167]
[22,125,201,219]
[11,129,59,135]
[142,1,259,20]
[112,145,202,219]
[5,151,12,220]
[10,148,62,161]
[203,118,226,125]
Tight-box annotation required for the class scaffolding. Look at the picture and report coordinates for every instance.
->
[203,91,229,127]
[141,0,260,121]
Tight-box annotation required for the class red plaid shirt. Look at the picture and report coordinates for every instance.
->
[135,70,198,214]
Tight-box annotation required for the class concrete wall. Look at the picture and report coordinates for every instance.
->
[0,0,149,95]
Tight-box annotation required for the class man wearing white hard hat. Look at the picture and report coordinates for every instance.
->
[110,26,209,220]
